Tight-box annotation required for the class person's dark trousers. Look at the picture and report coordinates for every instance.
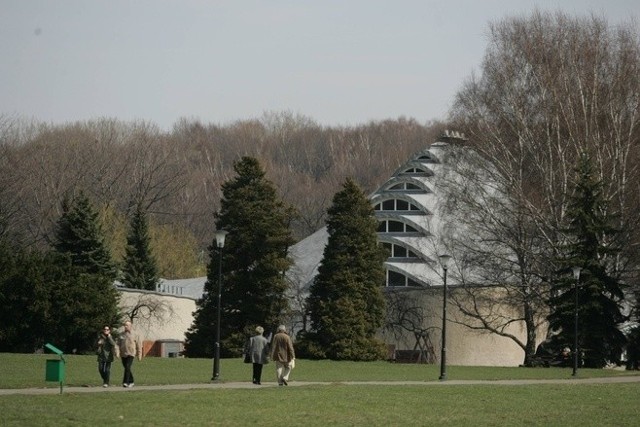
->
[98,361,112,384]
[252,363,263,384]
[121,356,135,385]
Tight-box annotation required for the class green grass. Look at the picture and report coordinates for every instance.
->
[2,353,638,388]
[2,353,640,426]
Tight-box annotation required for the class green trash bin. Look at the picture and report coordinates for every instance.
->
[44,343,66,393]
[45,359,65,382]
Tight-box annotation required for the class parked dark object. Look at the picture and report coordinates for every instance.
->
[529,343,580,368]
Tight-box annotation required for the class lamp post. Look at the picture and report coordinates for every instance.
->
[438,254,452,381]
[212,230,228,381]
[572,266,582,377]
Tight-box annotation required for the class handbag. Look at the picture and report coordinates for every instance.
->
[244,338,252,363]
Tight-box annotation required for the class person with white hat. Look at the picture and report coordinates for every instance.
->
[244,326,269,385]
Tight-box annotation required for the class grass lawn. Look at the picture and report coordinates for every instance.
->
[1,353,639,426]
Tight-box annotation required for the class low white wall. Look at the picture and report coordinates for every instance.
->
[118,288,196,343]
[380,287,542,367]
[117,286,544,366]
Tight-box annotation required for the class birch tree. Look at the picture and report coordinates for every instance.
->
[448,10,640,365]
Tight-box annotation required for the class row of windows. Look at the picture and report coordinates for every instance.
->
[381,242,420,259]
[374,199,421,212]
[380,156,435,287]
[377,220,418,233]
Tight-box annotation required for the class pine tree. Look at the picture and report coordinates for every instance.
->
[548,155,626,368]
[184,157,296,357]
[302,178,387,360]
[121,204,159,290]
[45,254,121,353]
[47,192,120,353]
[0,243,119,353]
[54,192,117,280]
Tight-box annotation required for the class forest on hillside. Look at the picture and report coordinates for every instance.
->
[0,112,446,277]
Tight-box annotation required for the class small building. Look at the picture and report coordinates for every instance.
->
[117,286,201,357]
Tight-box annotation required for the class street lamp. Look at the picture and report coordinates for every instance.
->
[212,230,228,381]
[438,254,452,381]
[572,266,582,377]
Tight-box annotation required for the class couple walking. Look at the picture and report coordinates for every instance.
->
[96,320,142,388]
[245,324,295,386]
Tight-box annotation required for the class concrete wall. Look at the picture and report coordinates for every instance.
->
[116,285,543,366]
[118,288,196,351]
[379,287,541,367]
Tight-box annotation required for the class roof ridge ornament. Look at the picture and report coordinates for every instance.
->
[437,130,468,145]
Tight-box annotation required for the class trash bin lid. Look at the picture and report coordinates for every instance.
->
[45,343,64,356]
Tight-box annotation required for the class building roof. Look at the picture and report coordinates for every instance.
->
[287,131,469,291]
[158,131,470,298]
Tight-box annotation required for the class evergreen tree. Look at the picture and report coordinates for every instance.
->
[45,254,121,353]
[302,178,387,360]
[0,245,51,352]
[184,157,296,357]
[121,204,159,290]
[0,244,119,353]
[54,192,117,280]
[548,155,626,368]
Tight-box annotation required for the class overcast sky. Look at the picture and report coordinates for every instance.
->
[1,1,638,131]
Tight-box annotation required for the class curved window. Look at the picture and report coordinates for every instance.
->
[374,199,421,212]
[401,166,428,174]
[389,182,422,191]
[381,242,419,259]
[377,220,418,233]
[386,270,421,287]
[416,154,434,162]
[399,164,434,176]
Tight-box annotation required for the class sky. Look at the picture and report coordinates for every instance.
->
[1,1,638,131]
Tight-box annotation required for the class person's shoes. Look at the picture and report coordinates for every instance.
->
[128,383,134,388]
[122,383,128,388]
[282,379,288,386]
[103,384,109,388]
[278,383,283,386]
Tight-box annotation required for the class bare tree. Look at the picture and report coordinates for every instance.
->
[1,114,445,274]
[120,292,176,330]
[448,11,640,364]
[383,289,437,363]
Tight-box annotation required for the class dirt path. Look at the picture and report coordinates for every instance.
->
[2,375,640,396]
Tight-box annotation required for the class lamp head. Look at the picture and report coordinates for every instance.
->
[214,230,228,248]
[439,254,452,270]
[572,266,582,280]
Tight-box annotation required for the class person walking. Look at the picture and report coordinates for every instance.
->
[244,326,270,385]
[270,325,295,386]
[97,325,118,387]
[118,320,142,388]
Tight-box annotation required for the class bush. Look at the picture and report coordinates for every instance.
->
[295,331,387,361]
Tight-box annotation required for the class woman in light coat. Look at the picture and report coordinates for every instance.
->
[244,326,269,385]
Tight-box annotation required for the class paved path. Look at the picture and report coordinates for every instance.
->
[2,376,640,395]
